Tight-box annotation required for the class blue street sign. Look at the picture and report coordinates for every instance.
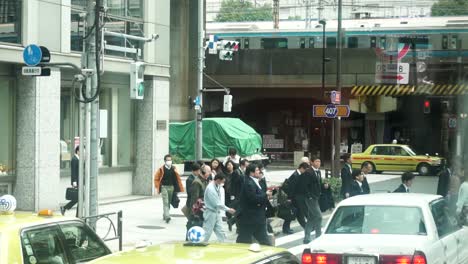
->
[23,44,43,66]
[324,104,338,118]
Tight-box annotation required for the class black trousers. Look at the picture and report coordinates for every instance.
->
[296,197,322,241]
[236,222,271,246]
[293,199,306,228]
[64,200,79,217]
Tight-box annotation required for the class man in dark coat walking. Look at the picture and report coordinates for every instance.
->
[280,162,309,234]
[394,172,415,193]
[340,153,353,199]
[61,146,80,216]
[294,157,323,244]
[236,164,271,245]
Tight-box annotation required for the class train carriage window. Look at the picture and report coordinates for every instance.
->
[309,37,315,48]
[244,38,249,49]
[442,35,448,50]
[399,36,429,50]
[261,38,288,49]
[348,37,358,48]
[370,37,377,48]
[450,35,458,49]
[326,37,336,48]
[300,38,305,49]
[380,37,387,49]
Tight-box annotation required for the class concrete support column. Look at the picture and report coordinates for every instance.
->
[170,0,191,121]
[134,77,170,195]
[14,69,61,211]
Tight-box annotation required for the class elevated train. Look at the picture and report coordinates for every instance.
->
[206,16,468,54]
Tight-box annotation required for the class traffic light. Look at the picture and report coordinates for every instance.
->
[219,50,234,61]
[130,61,145,100]
[220,40,239,51]
[423,99,431,114]
[223,94,233,112]
[218,40,239,61]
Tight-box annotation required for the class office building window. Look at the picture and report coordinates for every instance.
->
[0,79,15,176]
[60,86,135,170]
[71,1,144,56]
[0,0,21,44]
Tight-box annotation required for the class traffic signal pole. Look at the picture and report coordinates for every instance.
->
[195,0,204,161]
[333,0,343,177]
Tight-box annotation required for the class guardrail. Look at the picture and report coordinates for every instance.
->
[82,211,123,251]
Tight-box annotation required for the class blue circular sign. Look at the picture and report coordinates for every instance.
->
[325,104,338,118]
[23,44,42,66]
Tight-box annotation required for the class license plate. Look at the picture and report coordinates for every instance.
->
[347,256,376,264]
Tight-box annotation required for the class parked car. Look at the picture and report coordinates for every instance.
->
[89,242,299,264]
[302,193,468,264]
[351,144,443,175]
[1,208,111,263]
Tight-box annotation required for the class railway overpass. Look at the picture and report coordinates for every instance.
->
[169,2,468,161]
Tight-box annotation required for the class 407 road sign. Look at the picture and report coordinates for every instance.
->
[313,104,350,118]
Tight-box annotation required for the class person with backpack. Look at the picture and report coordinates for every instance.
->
[279,162,309,234]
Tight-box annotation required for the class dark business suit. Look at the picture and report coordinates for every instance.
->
[64,155,79,214]
[294,168,323,241]
[340,164,353,199]
[393,184,409,193]
[350,180,367,197]
[286,170,306,229]
[362,175,370,194]
[236,176,271,245]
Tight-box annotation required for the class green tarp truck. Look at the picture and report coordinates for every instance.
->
[169,118,265,162]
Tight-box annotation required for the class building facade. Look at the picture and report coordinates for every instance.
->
[0,0,171,211]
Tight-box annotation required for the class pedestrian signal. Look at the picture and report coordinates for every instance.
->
[423,100,431,114]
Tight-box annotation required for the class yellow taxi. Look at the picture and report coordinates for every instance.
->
[351,144,443,176]
[0,196,111,264]
[89,242,299,264]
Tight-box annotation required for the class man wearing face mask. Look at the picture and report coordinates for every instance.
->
[203,173,236,242]
[154,154,185,223]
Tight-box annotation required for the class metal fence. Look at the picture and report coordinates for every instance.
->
[82,211,123,251]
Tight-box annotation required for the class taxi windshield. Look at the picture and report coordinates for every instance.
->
[326,205,427,235]
[404,146,417,156]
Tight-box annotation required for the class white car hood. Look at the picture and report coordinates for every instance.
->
[309,234,428,255]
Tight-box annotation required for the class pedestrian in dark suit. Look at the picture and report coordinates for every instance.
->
[341,153,353,199]
[437,159,451,197]
[350,169,369,197]
[360,162,372,194]
[236,164,271,246]
[281,162,309,233]
[393,172,415,193]
[319,179,335,212]
[61,146,80,216]
[294,157,323,244]
[227,159,249,231]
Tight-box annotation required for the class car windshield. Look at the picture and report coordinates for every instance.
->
[326,205,427,235]
[404,146,417,156]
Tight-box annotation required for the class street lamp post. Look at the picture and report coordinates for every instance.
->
[319,20,326,163]
[319,20,326,98]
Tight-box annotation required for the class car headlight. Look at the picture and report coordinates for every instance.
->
[431,159,441,166]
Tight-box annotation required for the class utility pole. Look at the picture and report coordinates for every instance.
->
[195,0,204,161]
[78,0,101,222]
[318,0,324,21]
[333,0,343,177]
[273,0,279,29]
[304,0,311,29]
